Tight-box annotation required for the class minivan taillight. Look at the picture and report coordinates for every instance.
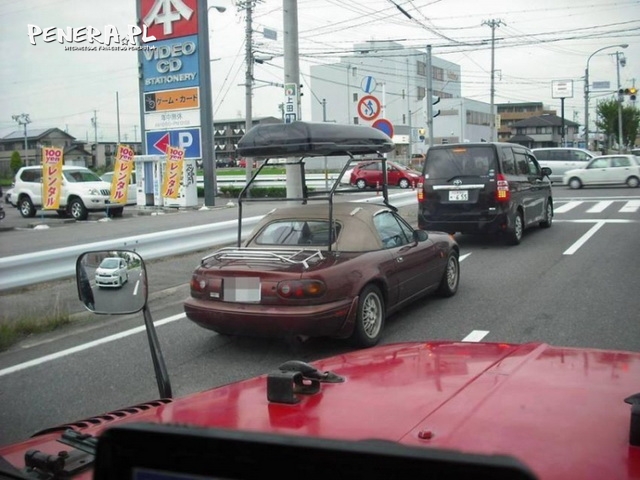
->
[417,177,425,202]
[495,173,510,202]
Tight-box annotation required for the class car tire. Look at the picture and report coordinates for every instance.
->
[68,198,88,221]
[436,252,459,297]
[506,211,523,245]
[18,196,36,218]
[350,284,385,348]
[626,176,639,188]
[540,199,553,228]
[355,179,367,190]
[568,177,582,189]
[399,178,410,189]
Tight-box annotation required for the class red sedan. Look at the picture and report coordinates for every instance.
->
[184,202,459,347]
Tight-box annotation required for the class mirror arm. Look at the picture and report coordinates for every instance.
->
[143,305,172,398]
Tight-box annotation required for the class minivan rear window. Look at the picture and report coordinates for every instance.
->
[423,146,497,180]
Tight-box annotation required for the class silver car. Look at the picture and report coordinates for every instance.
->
[532,148,597,183]
[95,257,129,288]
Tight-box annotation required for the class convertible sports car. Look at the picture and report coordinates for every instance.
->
[183,121,459,347]
[184,202,459,347]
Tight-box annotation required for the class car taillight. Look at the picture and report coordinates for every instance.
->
[190,274,207,293]
[417,177,425,202]
[277,280,326,299]
[495,173,510,202]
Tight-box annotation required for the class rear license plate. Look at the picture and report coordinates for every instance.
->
[449,190,468,201]
[223,277,261,302]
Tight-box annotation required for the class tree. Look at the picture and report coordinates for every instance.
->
[595,98,640,149]
[10,151,23,174]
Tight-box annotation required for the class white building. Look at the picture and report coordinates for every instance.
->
[309,41,493,163]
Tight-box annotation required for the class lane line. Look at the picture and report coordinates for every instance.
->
[554,201,582,213]
[620,200,640,213]
[563,221,605,255]
[587,201,613,213]
[0,313,186,378]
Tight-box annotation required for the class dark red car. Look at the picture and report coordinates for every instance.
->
[350,159,422,190]
[184,202,460,347]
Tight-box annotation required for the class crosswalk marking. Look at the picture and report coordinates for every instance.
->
[555,199,640,214]
[586,201,614,213]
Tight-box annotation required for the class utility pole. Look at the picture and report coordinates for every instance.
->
[425,45,435,147]
[615,51,625,152]
[482,18,504,142]
[116,91,121,144]
[239,0,256,185]
[91,110,98,168]
[283,0,303,201]
[12,113,31,166]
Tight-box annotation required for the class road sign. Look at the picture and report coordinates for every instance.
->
[357,95,381,121]
[146,128,202,159]
[372,118,394,138]
[361,76,377,93]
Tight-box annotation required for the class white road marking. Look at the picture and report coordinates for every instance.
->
[462,330,489,342]
[0,313,186,378]
[563,221,606,255]
[554,201,582,213]
[620,200,640,213]
[459,253,471,261]
[587,201,613,213]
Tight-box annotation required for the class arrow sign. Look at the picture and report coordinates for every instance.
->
[153,133,170,153]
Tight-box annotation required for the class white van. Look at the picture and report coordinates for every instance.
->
[532,148,597,183]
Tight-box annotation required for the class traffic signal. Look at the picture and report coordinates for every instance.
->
[418,128,425,140]
[627,87,637,101]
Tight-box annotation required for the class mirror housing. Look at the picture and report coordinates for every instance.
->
[76,250,148,314]
[413,230,429,242]
[541,167,552,178]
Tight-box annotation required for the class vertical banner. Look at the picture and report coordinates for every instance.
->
[162,145,185,199]
[42,147,64,210]
[110,145,136,204]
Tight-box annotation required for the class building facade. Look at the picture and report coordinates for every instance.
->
[497,102,556,143]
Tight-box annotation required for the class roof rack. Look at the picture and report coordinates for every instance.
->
[234,121,395,250]
[202,247,325,269]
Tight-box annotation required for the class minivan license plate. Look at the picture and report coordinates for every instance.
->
[449,190,468,201]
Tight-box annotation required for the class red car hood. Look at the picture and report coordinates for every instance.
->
[2,341,639,479]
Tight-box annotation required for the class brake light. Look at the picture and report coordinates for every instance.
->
[277,279,326,299]
[190,274,207,293]
[417,177,425,202]
[495,173,510,202]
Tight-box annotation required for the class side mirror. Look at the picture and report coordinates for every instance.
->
[541,167,552,178]
[76,250,148,314]
[413,230,429,242]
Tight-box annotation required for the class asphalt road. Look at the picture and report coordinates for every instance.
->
[0,185,639,446]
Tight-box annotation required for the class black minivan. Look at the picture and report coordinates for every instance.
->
[417,143,553,245]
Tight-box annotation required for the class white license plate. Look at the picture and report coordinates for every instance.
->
[223,277,261,302]
[449,190,468,201]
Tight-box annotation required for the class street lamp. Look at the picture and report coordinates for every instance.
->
[584,43,628,151]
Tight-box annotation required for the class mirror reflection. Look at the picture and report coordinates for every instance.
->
[76,250,147,314]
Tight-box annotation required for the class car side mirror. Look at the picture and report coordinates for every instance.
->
[413,230,429,242]
[76,250,148,314]
[541,167,552,177]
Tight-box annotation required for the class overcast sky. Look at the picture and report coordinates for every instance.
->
[2,0,639,142]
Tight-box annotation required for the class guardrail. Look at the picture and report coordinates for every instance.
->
[0,192,417,292]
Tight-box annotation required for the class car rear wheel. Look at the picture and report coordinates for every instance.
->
[355,179,367,190]
[540,199,553,228]
[68,198,88,221]
[399,178,410,189]
[506,211,523,245]
[626,176,639,188]
[436,252,459,297]
[18,196,36,218]
[568,177,582,189]
[350,284,384,348]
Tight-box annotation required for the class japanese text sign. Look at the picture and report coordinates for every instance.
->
[42,147,64,210]
[162,145,185,199]
[110,145,136,204]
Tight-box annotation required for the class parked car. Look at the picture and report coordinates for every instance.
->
[563,154,640,189]
[418,142,553,245]
[94,256,129,288]
[216,158,236,168]
[1,249,638,480]
[350,159,422,189]
[531,147,597,183]
[100,171,138,206]
[184,202,460,347]
[12,166,117,220]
